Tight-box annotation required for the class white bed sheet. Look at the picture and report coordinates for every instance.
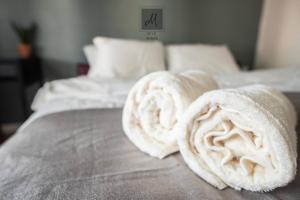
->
[216,66,300,91]
[18,66,299,133]
[31,76,137,111]
[22,76,136,132]
[30,67,300,121]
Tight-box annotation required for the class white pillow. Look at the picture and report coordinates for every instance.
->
[166,44,239,75]
[88,37,166,79]
[83,45,98,70]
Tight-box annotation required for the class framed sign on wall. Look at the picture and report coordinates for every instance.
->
[141,7,164,40]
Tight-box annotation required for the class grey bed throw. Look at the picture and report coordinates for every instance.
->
[0,94,299,199]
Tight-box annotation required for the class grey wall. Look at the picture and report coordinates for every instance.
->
[0,0,263,80]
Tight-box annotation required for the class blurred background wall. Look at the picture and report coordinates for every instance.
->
[0,0,262,80]
[255,0,300,69]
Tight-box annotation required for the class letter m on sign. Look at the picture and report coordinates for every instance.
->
[141,8,163,30]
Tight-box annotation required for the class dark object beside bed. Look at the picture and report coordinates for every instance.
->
[77,63,90,75]
[0,93,299,200]
[0,58,43,122]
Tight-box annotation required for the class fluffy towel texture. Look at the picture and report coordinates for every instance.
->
[177,85,297,192]
[122,71,218,159]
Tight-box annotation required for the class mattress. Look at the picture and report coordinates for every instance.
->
[0,92,299,199]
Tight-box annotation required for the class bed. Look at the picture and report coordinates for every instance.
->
[0,93,299,199]
[1,37,300,199]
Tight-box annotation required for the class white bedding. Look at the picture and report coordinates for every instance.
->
[25,76,136,131]
[90,37,166,79]
[31,67,300,119]
[32,76,136,111]
[18,76,130,132]
[167,44,239,75]
[216,66,300,92]
[17,66,299,134]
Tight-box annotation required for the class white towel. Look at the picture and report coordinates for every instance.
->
[122,71,218,159]
[177,85,297,192]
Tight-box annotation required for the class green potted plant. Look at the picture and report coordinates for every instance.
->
[11,22,37,59]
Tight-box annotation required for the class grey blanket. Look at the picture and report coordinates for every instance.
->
[0,93,299,199]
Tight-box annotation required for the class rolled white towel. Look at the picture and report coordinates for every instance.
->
[122,70,218,159]
[177,85,297,192]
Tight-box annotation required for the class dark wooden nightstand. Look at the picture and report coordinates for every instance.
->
[0,58,43,123]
